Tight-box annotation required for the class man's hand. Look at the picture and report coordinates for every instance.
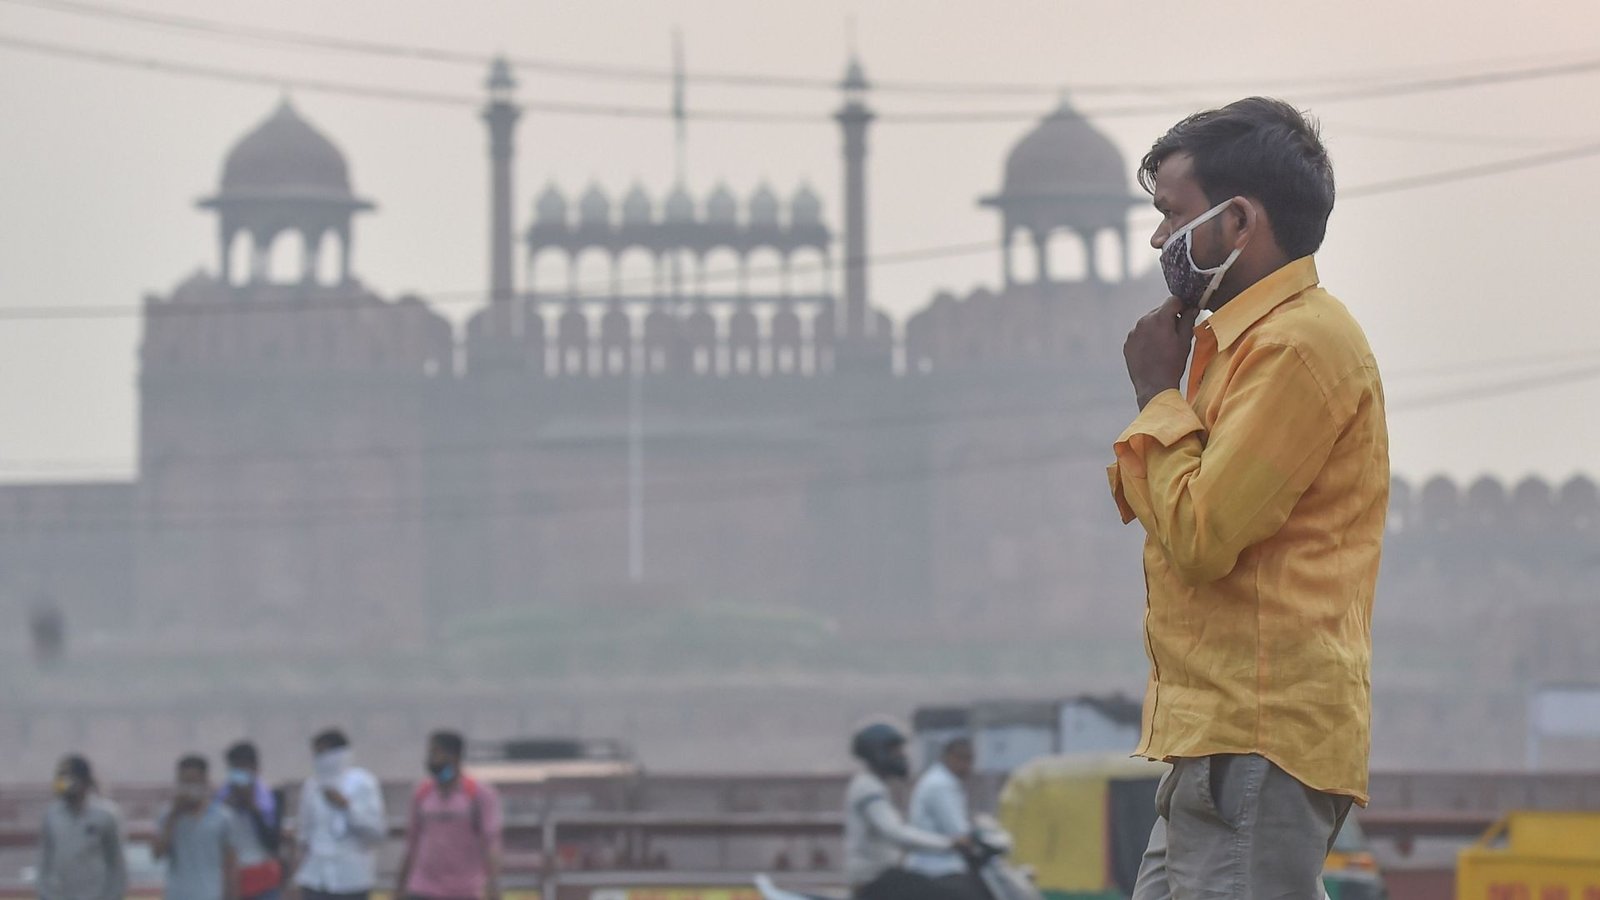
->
[1124,296,1199,410]
[321,787,349,810]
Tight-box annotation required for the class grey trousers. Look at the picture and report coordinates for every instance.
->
[1131,754,1353,900]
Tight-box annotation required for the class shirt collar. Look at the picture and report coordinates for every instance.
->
[1202,256,1320,351]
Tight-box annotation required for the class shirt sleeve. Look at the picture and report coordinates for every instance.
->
[858,793,953,853]
[344,775,387,845]
[480,785,504,855]
[1109,342,1338,585]
[101,810,128,900]
[296,780,317,851]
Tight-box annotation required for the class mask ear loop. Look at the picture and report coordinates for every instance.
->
[1196,247,1243,310]
[1186,198,1247,309]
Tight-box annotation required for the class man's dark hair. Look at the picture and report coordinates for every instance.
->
[312,728,350,752]
[430,730,466,759]
[225,741,259,769]
[177,754,209,775]
[1139,97,1335,258]
[942,736,973,757]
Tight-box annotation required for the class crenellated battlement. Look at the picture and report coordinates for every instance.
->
[1387,474,1599,536]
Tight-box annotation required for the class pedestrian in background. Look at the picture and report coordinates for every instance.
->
[220,742,286,900]
[37,755,127,900]
[395,731,504,900]
[154,755,234,900]
[293,730,386,900]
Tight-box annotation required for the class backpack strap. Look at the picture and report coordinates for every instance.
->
[459,776,482,836]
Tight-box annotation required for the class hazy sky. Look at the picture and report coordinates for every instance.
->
[2,0,1599,486]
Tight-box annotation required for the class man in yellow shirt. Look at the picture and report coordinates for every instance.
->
[1109,97,1388,899]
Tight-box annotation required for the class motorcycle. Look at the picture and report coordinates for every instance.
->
[755,816,1044,900]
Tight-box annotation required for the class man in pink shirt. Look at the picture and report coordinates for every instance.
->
[395,732,503,900]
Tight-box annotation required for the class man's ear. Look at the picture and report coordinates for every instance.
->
[1231,197,1260,251]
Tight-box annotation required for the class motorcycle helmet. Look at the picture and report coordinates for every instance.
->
[851,722,910,780]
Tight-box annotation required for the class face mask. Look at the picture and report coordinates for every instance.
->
[53,777,74,797]
[1160,199,1244,310]
[314,748,350,784]
[427,762,457,784]
[177,784,209,804]
[227,769,253,788]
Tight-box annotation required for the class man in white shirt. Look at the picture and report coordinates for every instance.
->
[293,730,386,900]
[906,737,976,893]
[845,724,971,900]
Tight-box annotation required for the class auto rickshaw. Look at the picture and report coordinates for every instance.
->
[997,754,1385,900]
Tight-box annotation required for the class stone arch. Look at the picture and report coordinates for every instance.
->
[557,302,590,376]
[573,245,614,299]
[684,305,718,376]
[770,302,804,376]
[529,246,573,297]
[702,246,744,296]
[315,229,341,285]
[226,230,252,288]
[599,301,631,376]
[1042,229,1088,283]
[643,307,678,374]
[266,230,302,284]
[1093,228,1125,282]
[615,245,657,299]
[745,246,786,297]
[788,246,829,297]
[727,304,760,375]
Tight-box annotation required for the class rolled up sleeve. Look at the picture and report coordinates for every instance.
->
[1109,344,1337,585]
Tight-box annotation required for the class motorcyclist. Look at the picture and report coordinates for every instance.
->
[845,723,973,900]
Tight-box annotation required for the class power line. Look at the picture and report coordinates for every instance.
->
[1341,140,1600,197]
[8,25,1600,128]
[10,0,1590,99]
[1389,361,1600,412]
[1386,347,1600,380]
[1323,121,1600,149]
[0,33,815,122]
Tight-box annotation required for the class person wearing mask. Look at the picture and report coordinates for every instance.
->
[153,756,235,900]
[395,731,504,900]
[294,730,386,900]
[905,738,978,896]
[219,742,285,900]
[845,724,971,900]
[1111,97,1387,898]
[37,755,127,900]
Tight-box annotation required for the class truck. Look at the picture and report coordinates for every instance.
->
[1457,812,1600,900]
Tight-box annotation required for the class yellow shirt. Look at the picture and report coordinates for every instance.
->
[1106,256,1388,804]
